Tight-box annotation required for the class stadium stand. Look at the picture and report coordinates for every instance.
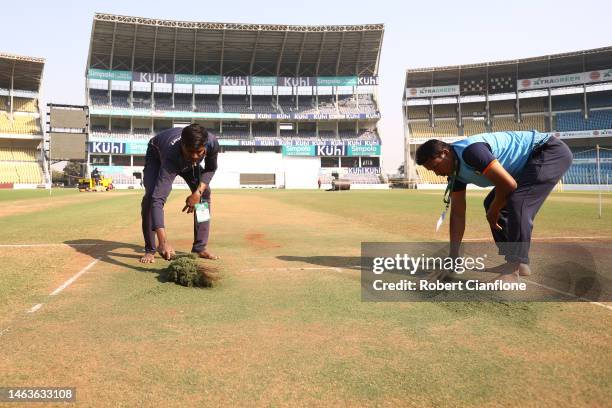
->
[404,46,612,186]
[86,14,384,188]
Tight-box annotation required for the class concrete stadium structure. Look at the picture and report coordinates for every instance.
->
[86,13,385,189]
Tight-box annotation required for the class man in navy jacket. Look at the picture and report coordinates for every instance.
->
[139,124,220,263]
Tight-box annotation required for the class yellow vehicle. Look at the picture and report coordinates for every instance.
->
[77,173,114,192]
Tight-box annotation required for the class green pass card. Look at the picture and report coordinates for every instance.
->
[195,202,210,223]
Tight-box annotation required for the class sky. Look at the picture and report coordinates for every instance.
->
[2,0,612,173]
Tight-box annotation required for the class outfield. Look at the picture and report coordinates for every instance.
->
[0,188,610,406]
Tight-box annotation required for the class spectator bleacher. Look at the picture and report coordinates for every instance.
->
[461,118,486,136]
[555,109,612,131]
[251,96,277,114]
[552,94,583,111]
[564,147,612,184]
[12,97,38,113]
[519,97,546,113]
[416,165,446,184]
[433,104,457,119]
[174,93,193,111]
[588,91,612,109]
[0,140,42,184]
[490,115,547,132]
[489,100,515,115]
[344,173,383,184]
[90,89,109,106]
[222,95,251,113]
[132,91,152,109]
[0,113,40,134]
[407,105,429,119]
[195,94,219,112]
[410,120,457,138]
[220,129,250,140]
[154,93,173,110]
[110,91,129,108]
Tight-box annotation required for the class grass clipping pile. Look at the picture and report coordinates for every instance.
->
[165,254,220,288]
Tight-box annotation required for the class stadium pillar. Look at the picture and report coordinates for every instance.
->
[9,61,14,117]
[547,88,553,132]
[129,81,134,109]
[596,144,602,219]
[583,84,588,120]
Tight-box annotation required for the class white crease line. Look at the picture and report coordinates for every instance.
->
[0,243,97,248]
[20,258,101,317]
[242,266,345,273]
[27,304,43,313]
[523,279,612,311]
[463,236,610,242]
[49,258,100,296]
[0,327,10,337]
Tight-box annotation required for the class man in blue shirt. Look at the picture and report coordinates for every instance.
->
[139,124,220,263]
[415,131,573,282]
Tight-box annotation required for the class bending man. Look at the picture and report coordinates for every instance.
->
[416,130,572,282]
[139,124,220,263]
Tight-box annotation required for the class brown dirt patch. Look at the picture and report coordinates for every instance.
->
[244,232,281,249]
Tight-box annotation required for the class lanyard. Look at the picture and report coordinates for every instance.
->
[436,152,459,232]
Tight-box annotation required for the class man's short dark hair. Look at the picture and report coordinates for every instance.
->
[181,124,209,150]
[415,139,451,165]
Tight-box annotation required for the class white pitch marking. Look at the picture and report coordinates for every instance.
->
[242,266,345,273]
[463,236,610,242]
[27,304,43,313]
[0,327,10,337]
[523,279,612,311]
[49,258,100,296]
[0,243,97,248]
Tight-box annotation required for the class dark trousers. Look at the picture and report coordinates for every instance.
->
[483,137,573,264]
[141,146,211,254]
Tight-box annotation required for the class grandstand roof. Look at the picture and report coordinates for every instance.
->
[404,46,612,96]
[0,52,45,92]
[87,13,384,77]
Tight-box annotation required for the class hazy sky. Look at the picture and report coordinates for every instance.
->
[2,0,611,172]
